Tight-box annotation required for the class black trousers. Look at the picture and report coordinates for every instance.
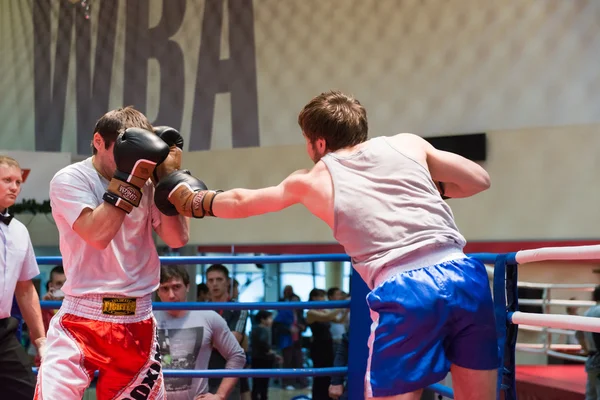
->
[311,341,335,400]
[251,358,273,400]
[0,317,36,400]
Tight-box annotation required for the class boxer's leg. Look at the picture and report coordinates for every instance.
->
[97,317,165,400]
[34,312,95,399]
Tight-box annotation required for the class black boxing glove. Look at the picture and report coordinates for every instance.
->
[154,126,184,149]
[103,128,170,213]
[154,170,222,218]
[152,126,184,185]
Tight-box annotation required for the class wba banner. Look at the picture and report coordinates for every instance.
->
[0,151,72,203]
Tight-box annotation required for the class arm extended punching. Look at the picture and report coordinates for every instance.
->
[154,169,310,219]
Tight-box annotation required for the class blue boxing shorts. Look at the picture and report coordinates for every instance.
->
[364,255,499,397]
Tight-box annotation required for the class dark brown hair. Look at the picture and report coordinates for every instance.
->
[298,90,368,151]
[91,106,153,154]
[160,265,190,286]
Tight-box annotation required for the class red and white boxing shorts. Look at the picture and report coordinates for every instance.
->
[34,294,165,400]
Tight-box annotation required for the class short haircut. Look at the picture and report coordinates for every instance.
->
[197,283,209,294]
[309,288,327,301]
[49,266,64,282]
[206,264,230,279]
[594,285,600,303]
[0,156,20,169]
[254,310,273,324]
[298,90,368,152]
[91,106,153,155]
[160,265,190,286]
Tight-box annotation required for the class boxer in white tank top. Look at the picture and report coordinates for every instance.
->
[165,91,497,400]
[34,107,190,400]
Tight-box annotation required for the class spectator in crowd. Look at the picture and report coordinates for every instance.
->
[206,264,249,399]
[577,285,600,400]
[327,287,348,353]
[230,278,251,400]
[274,285,308,390]
[155,265,246,400]
[41,265,66,332]
[328,332,349,400]
[306,289,348,400]
[197,283,210,302]
[250,311,281,400]
[0,155,46,400]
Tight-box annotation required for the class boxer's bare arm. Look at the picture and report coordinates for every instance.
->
[73,203,127,250]
[211,169,311,219]
[393,133,491,198]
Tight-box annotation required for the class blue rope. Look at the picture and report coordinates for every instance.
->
[35,252,501,265]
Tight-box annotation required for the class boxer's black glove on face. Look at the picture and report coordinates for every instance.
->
[152,126,184,185]
[103,128,170,213]
[154,170,221,218]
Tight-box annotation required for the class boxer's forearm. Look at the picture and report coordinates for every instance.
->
[15,280,46,342]
[156,213,190,249]
[211,187,281,218]
[73,203,127,250]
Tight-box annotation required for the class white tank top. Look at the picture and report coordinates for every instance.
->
[320,136,467,289]
[49,157,162,297]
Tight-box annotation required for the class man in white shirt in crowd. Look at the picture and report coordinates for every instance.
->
[0,155,46,400]
[34,107,190,399]
[155,265,246,400]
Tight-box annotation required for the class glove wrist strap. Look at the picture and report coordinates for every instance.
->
[202,190,223,217]
[103,192,134,214]
[107,178,143,207]
[191,190,222,218]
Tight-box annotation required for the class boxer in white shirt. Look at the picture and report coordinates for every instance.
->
[34,107,190,400]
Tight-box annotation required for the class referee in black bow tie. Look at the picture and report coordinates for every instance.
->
[0,155,46,400]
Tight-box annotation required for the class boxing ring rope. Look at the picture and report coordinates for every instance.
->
[35,247,600,400]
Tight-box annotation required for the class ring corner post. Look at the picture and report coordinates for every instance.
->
[504,258,520,400]
[492,254,508,400]
[348,268,371,398]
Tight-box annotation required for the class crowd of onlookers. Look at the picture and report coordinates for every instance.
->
[12,264,351,400]
[11,264,600,400]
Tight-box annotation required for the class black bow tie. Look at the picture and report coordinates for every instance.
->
[0,214,13,226]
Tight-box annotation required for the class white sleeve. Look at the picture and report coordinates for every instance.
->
[18,231,40,281]
[50,170,100,228]
[150,204,162,230]
[210,312,247,370]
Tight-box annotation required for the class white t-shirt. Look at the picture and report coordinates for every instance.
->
[0,217,40,318]
[155,310,246,400]
[49,157,161,297]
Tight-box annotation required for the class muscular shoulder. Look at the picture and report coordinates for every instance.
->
[388,133,429,148]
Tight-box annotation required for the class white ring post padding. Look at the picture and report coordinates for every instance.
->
[518,299,596,307]
[516,343,582,351]
[515,244,600,264]
[510,311,600,333]
[517,324,576,336]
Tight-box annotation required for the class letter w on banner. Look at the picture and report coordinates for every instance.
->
[0,150,72,203]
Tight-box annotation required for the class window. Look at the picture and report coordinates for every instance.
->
[235,272,265,303]
[343,262,352,293]
[280,274,314,302]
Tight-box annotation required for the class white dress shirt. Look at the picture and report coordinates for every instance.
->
[0,213,40,318]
